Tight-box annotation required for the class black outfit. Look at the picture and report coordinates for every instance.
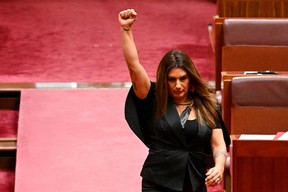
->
[125,82,230,192]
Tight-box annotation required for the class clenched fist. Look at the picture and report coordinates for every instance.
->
[118,9,137,30]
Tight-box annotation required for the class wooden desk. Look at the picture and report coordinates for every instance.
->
[231,136,288,192]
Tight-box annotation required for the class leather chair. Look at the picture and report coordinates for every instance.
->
[214,18,288,91]
[230,75,288,134]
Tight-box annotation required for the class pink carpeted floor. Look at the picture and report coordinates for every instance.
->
[15,89,147,192]
[0,0,216,83]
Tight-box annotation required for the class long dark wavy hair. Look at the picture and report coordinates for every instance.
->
[155,50,218,129]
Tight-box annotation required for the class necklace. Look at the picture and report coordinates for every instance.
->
[179,104,193,128]
[178,101,194,128]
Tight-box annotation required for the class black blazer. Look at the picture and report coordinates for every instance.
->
[125,83,230,191]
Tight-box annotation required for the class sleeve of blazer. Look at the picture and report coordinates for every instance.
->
[124,83,155,148]
[125,87,148,147]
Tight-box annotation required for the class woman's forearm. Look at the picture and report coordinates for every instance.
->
[213,149,227,171]
[121,27,141,72]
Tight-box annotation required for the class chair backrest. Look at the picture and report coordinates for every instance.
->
[230,76,288,134]
[214,18,288,90]
[222,18,288,72]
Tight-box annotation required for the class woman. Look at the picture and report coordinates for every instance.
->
[119,9,230,192]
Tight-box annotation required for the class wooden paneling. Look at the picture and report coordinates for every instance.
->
[218,0,288,17]
[231,139,288,192]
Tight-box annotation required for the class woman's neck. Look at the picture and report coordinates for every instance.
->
[174,99,194,106]
[175,102,192,106]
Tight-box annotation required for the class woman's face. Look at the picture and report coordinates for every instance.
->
[167,68,191,103]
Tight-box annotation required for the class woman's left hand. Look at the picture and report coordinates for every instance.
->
[205,166,223,186]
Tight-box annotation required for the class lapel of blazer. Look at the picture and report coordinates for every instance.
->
[164,98,188,147]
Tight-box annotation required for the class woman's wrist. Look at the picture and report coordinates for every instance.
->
[121,26,131,31]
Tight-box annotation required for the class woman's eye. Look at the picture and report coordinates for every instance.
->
[180,76,188,81]
[167,77,175,82]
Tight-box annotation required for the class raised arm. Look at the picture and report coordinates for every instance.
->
[118,9,150,99]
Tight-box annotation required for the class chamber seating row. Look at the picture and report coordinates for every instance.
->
[224,75,288,192]
[214,17,288,91]
[213,13,288,192]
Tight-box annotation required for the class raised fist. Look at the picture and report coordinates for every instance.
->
[118,9,137,29]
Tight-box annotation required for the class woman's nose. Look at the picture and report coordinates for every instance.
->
[175,80,182,88]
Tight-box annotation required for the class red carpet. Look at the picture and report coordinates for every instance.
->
[0,0,216,82]
[15,89,147,192]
